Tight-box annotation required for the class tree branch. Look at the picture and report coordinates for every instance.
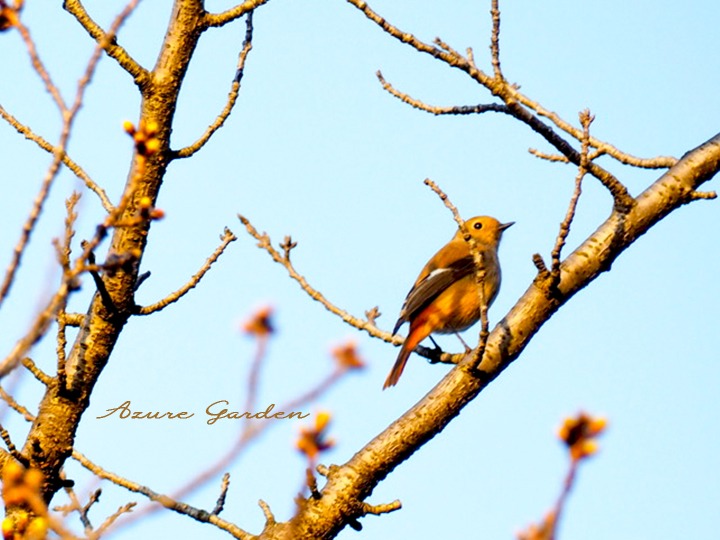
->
[347,0,672,211]
[203,0,270,28]
[238,214,399,345]
[71,450,253,539]
[173,12,255,159]
[135,228,237,315]
[265,131,720,538]
[62,0,149,87]
[0,105,111,211]
[377,70,509,116]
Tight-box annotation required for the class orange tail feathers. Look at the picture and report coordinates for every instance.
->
[383,322,431,389]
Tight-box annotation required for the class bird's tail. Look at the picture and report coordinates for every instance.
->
[383,324,428,389]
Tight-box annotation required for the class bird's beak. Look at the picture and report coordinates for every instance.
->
[499,221,515,232]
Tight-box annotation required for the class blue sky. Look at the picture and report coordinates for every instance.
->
[1,1,718,539]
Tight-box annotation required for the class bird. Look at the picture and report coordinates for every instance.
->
[383,216,513,389]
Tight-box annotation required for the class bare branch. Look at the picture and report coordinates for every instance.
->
[362,500,402,516]
[63,0,148,86]
[0,105,112,211]
[377,70,509,116]
[0,422,23,463]
[21,357,52,385]
[91,502,137,539]
[56,484,101,533]
[0,0,140,315]
[345,0,669,210]
[0,280,74,378]
[211,473,231,516]
[238,214,398,344]
[12,9,67,111]
[0,165,57,308]
[204,0,270,27]
[514,92,677,169]
[689,190,717,201]
[489,0,502,78]
[550,110,594,277]
[529,148,570,163]
[423,179,490,370]
[0,386,35,422]
[135,228,237,315]
[258,499,275,526]
[174,13,254,159]
[71,449,253,539]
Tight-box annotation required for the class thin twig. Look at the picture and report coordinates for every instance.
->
[135,228,237,315]
[211,473,231,516]
[689,190,717,201]
[71,449,253,539]
[489,0,502,78]
[21,357,52,385]
[91,502,137,539]
[237,214,396,343]
[0,422,23,463]
[529,148,570,163]
[115,367,346,530]
[362,500,402,516]
[13,11,67,111]
[56,484,101,533]
[345,0,672,194]
[514,91,677,169]
[550,110,594,278]
[305,468,321,500]
[377,70,509,116]
[0,104,112,211]
[423,179,490,368]
[0,385,35,422]
[242,333,267,437]
[258,499,275,526]
[174,13,255,159]
[204,0,270,27]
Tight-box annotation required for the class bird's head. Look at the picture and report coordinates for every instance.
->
[461,215,514,247]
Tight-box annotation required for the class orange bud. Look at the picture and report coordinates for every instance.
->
[144,121,159,136]
[2,461,24,486]
[242,306,274,337]
[122,120,136,135]
[1,517,14,540]
[331,341,365,370]
[24,517,48,540]
[144,138,160,155]
[23,469,43,491]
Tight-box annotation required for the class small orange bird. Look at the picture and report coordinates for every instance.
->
[384,216,513,389]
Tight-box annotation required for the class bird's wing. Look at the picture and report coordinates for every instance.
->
[392,255,475,334]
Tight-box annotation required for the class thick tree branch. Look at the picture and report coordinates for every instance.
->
[264,133,720,538]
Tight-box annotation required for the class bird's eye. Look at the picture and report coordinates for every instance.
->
[473,222,483,230]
